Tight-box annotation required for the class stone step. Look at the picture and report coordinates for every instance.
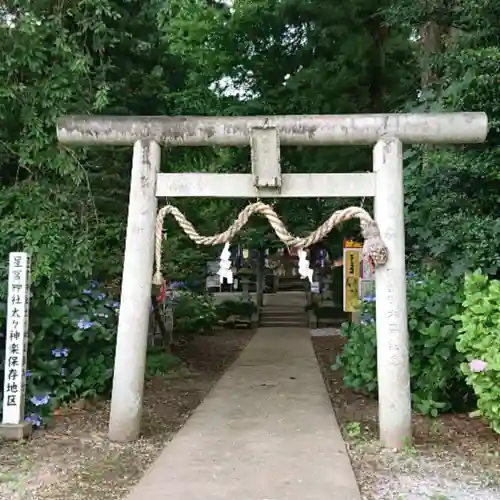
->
[261,310,305,313]
[262,305,306,310]
[278,286,306,292]
[261,305,306,310]
[259,314,309,328]
[259,294,309,327]
[260,321,310,328]
[260,315,308,321]
[260,313,307,317]
[260,309,306,316]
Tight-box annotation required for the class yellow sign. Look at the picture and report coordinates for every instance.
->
[344,240,363,249]
[343,240,361,312]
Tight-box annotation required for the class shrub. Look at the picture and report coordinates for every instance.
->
[454,271,500,433]
[173,291,218,334]
[1,279,119,428]
[146,348,182,377]
[0,281,221,428]
[216,298,257,320]
[335,270,472,417]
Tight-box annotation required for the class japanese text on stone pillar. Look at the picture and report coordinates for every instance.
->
[2,252,31,425]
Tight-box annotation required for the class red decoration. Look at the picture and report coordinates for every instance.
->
[367,255,375,274]
[157,281,166,303]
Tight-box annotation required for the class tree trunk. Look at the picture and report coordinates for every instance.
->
[367,20,388,111]
[420,21,445,89]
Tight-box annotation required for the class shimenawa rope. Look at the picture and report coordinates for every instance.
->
[152,202,388,285]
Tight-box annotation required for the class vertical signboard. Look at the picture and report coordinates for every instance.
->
[343,240,362,312]
[2,252,31,425]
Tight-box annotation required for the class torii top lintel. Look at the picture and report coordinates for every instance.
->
[56,113,488,147]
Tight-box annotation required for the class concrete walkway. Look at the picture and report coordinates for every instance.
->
[125,327,361,500]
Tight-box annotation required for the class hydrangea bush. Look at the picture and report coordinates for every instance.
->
[216,298,257,321]
[1,279,222,429]
[173,290,218,334]
[335,270,473,417]
[0,279,120,428]
[454,271,500,433]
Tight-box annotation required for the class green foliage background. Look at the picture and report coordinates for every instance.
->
[1,0,500,427]
[4,0,499,280]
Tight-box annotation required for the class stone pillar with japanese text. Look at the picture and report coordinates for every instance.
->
[0,252,33,440]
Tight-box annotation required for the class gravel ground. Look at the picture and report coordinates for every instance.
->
[313,335,500,500]
[0,328,254,500]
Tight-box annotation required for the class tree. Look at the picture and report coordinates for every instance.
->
[162,0,418,257]
[384,0,500,275]
[0,0,226,288]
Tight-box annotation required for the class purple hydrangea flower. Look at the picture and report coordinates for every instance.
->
[30,394,50,406]
[52,347,69,358]
[26,370,32,378]
[469,359,487,373]
[77,318,93,330]
[360,316,375,326]
[25,413,43,427]
[170,281,186,289]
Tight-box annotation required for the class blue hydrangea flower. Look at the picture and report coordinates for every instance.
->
[170,281,186,289]
[26,370,32,378]
[407,272,418,279]
[82,289,92,295]
[25,413,43,427]
[77,318,93,330]
[90,280,99,289]
[363,295,376,303]
[30,394,50,406]
[52,347,69,358]
[360,315,375,326]
[96,292,106,300]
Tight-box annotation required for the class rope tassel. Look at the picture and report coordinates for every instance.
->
[152,202,388,285]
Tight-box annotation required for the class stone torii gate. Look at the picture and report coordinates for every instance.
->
[56,112,488,449]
